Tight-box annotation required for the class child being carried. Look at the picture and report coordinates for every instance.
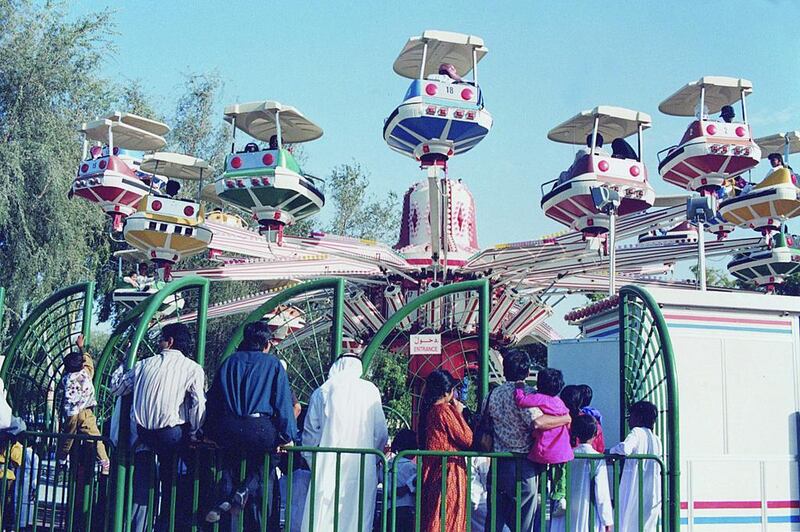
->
[513,367,573,514]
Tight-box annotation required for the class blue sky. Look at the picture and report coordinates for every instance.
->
[71,1,800,334]
[69,0,800,244]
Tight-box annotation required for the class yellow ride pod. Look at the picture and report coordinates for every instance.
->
[719,131,800,233]
[123,194,213,264]
[718,168,800,233]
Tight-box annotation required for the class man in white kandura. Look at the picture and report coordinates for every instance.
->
[550,414,613,532]
[301,353,389,532]
[611,400,663,532]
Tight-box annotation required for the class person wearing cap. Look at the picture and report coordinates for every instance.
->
[300,353,388,532]
[204,320,298,525]
[720,105,736,123]
[426,62,463,84]
[58,334,109,475]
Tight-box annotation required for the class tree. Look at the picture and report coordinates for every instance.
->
[324,162,400,241]
[0,1,117,328]
[169,74,229,173]
[367,348,412,432]
[690,265,738,288]
[773,274,800,296]
[117,81,162,122]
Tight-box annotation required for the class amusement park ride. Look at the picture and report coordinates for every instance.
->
[0,28,795,532]
[68,31,800,398]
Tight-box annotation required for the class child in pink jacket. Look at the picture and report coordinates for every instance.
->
[513,367,573,513]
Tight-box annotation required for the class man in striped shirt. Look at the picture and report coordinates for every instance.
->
[111,322,206,531]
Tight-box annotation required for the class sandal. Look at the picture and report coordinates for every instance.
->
[205,501,231,523]
[230,488,249,514]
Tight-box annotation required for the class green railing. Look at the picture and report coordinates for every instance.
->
[0,434,669,532]
[0,287,5,351]
[0,430,113,531]
[360,279,492,422]
[91,276,210,532]
[392,450,667,532]
[0,282,94,432]
[619,285,680,531]
[220,278,345,363]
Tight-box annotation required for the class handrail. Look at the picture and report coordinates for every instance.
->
[360,278,491,401]
[99,275,210,532]
[2,429,672,532]
[540,177,559,195]
[0,281,94,380]
[656,145,677,164]
[619,284,680,531]
[220,277,345,361]
[0,288,5,353]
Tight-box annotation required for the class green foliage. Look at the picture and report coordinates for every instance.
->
[585,292,607,303]
[325,162,400,241]
[773,273,800,296]
[117,81,162,121]
[367,347,412,432]
[169,73,229,172]
[690,265,738,288]
[0,1,117,325]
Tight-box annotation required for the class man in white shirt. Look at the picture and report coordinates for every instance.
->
[111,322,206,532]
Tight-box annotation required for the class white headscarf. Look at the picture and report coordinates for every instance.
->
[301,354,388,532]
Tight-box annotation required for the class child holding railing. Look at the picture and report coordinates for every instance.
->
[513,367,574,514]
[611,400,662,532]
[57,334,109,475]
[578,384,605,452]
[384,429,418,531]
[550,414,613,532]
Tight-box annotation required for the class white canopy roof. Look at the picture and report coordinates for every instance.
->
[224,101,323,143]
[755,131,800,157]
[80,112,169,151]
[547,106,652,145]
[393,30,488,79]
[140,152,210,180]
[658,77,753,117]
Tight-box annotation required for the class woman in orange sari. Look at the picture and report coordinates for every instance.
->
[418,370,474,532]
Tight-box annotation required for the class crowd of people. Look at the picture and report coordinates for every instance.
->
[0,322,666,531]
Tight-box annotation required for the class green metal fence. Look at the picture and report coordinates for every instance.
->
[0,431,113,531]
[0,435,669,532]
[360,279,492,428]
[392,449,667,532]
[619,285,680,531]
[218,278,346,405]
[96,276,210,532]
[0,282,95,432]
[0,287,5,351]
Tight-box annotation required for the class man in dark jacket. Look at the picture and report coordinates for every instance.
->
[204,320,298,525]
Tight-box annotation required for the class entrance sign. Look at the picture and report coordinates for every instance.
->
[410,334,441,355]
